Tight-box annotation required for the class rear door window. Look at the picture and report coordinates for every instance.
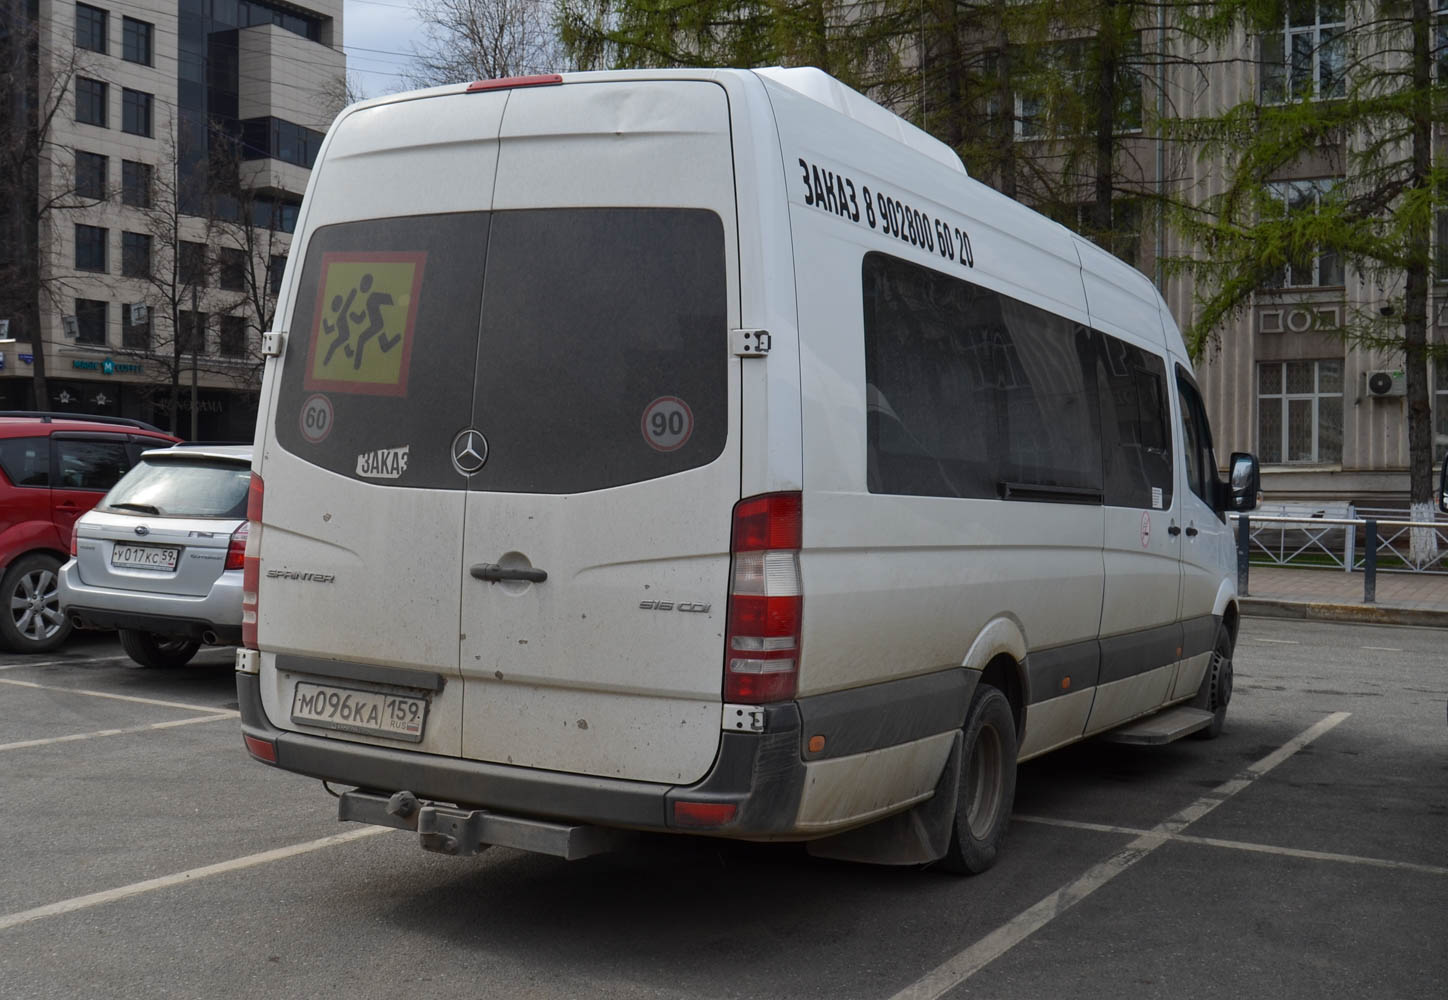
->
[274,213,487,489]
[469,208,727,494]
[53,437,132,491]
[274,208,729,494]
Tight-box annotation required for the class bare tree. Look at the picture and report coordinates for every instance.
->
[407,0,566,87]
[315,70,370,122]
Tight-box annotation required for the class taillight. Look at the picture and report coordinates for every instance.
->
[723,492,802,703]
[241,473,263,649]
[225,521,248,571]
[70,522,78,557]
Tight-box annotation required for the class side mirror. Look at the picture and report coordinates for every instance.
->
[1439,461,1447,514]
[1228,452,1260,512]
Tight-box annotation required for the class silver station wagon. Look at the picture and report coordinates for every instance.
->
[60,444,252,668]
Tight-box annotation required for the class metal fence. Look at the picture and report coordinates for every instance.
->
[1232,510,1448,603]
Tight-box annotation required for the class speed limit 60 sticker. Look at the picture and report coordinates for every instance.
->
[641,396,693,452]
[300,394,335,444]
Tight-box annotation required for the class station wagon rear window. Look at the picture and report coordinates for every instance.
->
[275,209,728,493]
[102,459,252,518]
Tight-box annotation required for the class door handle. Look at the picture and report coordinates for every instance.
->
[470,563,547,584]
[1185,525,1199,537]
[1167,523,1182,537]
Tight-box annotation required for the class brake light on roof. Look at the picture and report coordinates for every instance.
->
[723,492,802,703]
[466,74,562,93]
[241,473,263,649]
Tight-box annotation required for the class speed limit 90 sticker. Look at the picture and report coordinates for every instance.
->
[641,396,694,452]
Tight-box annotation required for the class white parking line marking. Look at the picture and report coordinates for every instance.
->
[0,827,391,933]
[0,656,132,671]
[888,711,1350,1000]
[1360,646,1402,652]
[0,678,238,716]
[0,713,235,752]
[1014,815,1448,878]
[1252,638,1300,644]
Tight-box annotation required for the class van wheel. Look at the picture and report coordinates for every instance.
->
[119,630,200,669]
[939,685,1018,875]
[0,553,72,653]
[1191,624,1234,740]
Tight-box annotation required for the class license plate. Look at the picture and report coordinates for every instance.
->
[291,682,427,743]
[110,543,180,571]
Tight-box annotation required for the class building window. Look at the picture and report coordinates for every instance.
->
[123,303,151,350]
[254,197,301,234]
[122,16,152,65]
[1434,359,1448,465]
[1437,208,1448,282]
[219,247,247,292]
[219,315,248,358]
[1258,360,1343,464]
[240,117,324,168]
[75,4,107,54]
[75,151,107,200]
[178,311,207,356]
[1262,0,1346,103]
[180,242,207,287]
[75,224,107,272]
[74,299,107,346]
[122,89,153,137]
[1265,180,1344,288]
[268,254,287,294]
[994,37,1143,140]
[121,160,152,208]
[76,78,107,128]
[122,232,152,278]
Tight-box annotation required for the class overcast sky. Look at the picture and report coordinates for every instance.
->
[342,0,427,99]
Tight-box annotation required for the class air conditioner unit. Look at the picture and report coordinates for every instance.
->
[1366,369,1405,398]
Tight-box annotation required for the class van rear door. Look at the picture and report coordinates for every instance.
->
[455,81,741,785]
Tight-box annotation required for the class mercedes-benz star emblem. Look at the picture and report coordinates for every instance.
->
[450,429,489,475]
[134,525,150,536]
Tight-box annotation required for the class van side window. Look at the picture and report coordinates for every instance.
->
[1176,371,1217,506]
[862,252,1102,501]
[1095,336,1173,509]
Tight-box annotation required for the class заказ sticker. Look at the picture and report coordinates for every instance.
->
[356,445,410,480]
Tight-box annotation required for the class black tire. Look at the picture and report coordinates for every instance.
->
[939,685,1018,875]
[1191,623,1234,740]
[0,553,73,654]
[119,629,201,669]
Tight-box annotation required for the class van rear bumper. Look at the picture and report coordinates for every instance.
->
[236,670,806,836]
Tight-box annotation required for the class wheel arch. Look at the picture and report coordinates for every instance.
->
[961,616,1028,742]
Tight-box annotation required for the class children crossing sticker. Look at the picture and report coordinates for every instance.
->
[304,252,426,397]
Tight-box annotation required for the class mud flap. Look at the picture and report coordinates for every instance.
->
[804,731,962,866]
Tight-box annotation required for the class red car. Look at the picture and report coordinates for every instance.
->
[0,412,180,653]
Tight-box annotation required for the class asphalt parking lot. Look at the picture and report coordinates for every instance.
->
[2,618,1444,1000]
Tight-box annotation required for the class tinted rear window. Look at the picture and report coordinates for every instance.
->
[0,437,49,487]
[102,460,252,518]
[274,209,727,493]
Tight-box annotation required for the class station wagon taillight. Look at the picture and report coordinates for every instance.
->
[70,523,78,558]
[226,522,249,571]
[723,492,802,703]
[241,474,263,649]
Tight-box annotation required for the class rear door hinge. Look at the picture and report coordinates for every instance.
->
[262,330,286,357]
[722,704,766,733]
[731,329,771,358]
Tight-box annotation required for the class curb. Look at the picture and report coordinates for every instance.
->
[1240,597,1448,628]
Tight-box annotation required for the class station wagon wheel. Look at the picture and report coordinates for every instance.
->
[1191,624,1235,740]
[940,684,1018,875]
[119,630,201,669]
[0,553,73,654]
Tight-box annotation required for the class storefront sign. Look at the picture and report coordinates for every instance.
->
[72,357,143,375]
[18,354,33,365]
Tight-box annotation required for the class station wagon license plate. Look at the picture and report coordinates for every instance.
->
[110,543,180,571]
[291,682,426,742]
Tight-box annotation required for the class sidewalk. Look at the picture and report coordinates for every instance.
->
[1240,564,1448,628]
